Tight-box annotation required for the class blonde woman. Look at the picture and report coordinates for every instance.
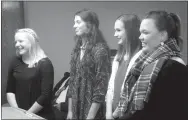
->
[6,28,54,119]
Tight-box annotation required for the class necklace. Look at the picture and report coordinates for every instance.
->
[80,42,88,50]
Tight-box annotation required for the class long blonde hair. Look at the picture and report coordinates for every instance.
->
[15,28,47,68]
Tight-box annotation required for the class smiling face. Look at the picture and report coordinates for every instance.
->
[73,15,89,36]
[139,18,162,51]
[15,32,31,56]
[114,20,127,45]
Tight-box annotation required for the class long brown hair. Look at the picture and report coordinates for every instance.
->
[115,14,141,63]
[70,9,110,74]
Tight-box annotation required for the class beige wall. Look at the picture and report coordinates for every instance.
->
[23,1,187,86]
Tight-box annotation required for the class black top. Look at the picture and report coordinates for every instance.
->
[6,56,54,113]
[120,59,188,120]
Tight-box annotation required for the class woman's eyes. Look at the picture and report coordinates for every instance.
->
[141,31,149,35]
[15,40,23,43]
[115,29,121,32]
[76,20,81,24]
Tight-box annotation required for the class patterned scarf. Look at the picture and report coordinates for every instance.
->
[117,38,181,118]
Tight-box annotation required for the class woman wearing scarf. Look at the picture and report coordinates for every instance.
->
[114,10,187,120]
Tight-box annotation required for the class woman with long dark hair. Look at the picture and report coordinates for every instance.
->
[66,9,111,119]
[106,14,141,119]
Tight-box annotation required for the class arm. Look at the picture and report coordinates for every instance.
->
[28,59,54,113]
[6,93,18,108]
[27,102,43,113]
[6,57,18,108]
[67,98,73,119]
[106,57,119,119]
[66,73,74,119]
[89,45,111,119]
[68,98,72,113]
[87,103,100,119]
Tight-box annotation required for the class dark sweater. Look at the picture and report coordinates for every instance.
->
[6,56,54,114]
[119,59,188,120]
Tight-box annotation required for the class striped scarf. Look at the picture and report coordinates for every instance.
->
[117,38,181,118]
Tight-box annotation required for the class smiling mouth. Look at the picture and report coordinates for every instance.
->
[141,42,146,46]
[118,39,123,44]
[17,47,24,51]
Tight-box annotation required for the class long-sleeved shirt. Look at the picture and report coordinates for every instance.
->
[6,56,54,113]
[67,43,111,119]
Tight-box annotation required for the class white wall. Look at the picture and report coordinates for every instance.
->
[23,1,187,86]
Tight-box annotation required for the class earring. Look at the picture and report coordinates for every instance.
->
[160,42,164,46]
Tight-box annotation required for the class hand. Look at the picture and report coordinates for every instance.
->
[106,114,114,120]
[86,116,94,120]
[11,105,19,109]
[106,111,114,119]
[112,107,119,119]
[53,103,61,111]
[25,111,34,117]
[66,111,73,120]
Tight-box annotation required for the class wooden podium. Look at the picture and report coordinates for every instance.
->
[2,106,45,119]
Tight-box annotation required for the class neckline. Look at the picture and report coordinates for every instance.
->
[80,42,88,50]
[20,57,47,65]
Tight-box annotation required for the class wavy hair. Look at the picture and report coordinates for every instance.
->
[115,14,141,63]
[70,9,110,74]
[15,28,46,68]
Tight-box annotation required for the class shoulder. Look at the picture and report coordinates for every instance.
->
[152,59,187,96]
[111,57,119,71]
[128,50,142,66]
[133,50,143,59]
[112,55,119,65]
[112,55,118,62]
[93,43,109,55]
[130,50,142,63]
[170,57,185,65]
[38,57,53,68]
[159,59,187,77]
[39,57,52,64]
[154,59,187,100]
[162,59,186,70]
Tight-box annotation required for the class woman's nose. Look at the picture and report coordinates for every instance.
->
[139,34,143,40]
[114,32,117,37]
[15,42,19,47]
[73,23,76,28]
